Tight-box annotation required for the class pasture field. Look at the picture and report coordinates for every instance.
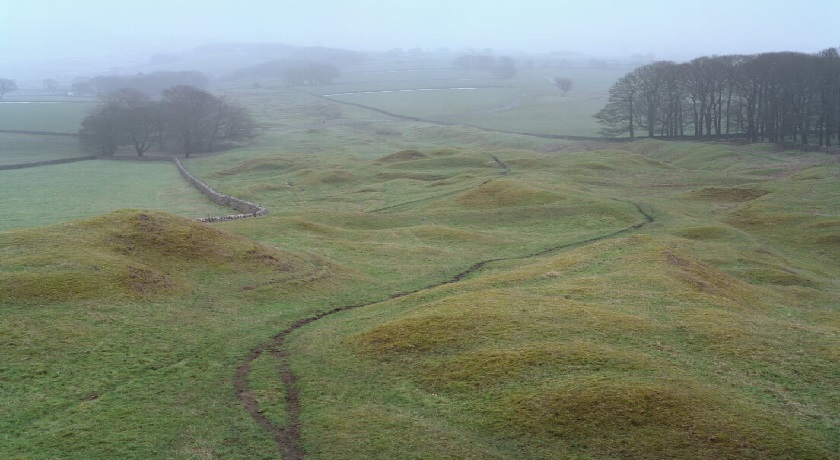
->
[304,66,627,136]
[0,101,95,133]
[0,160,229,231]
[2,84,839,459]
[0,132,84,165]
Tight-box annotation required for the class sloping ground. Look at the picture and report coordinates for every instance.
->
[0,210,316,304]
[0,210,361,459]
[248,141,840,459]
[307,235,839,459]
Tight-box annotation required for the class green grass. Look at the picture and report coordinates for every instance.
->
[2,80,839,459]
[306,66,625,137]
[0,102,95,133]
[0,160,230,231]
[0,210,357,459]
[0,132,85,165]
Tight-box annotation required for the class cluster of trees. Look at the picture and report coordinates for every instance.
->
[0,78,17,98]
[453,54,517,85]
[223,59,341,86]
[71,71,208,96]
[596,48,840,145]
[80,86,256,157]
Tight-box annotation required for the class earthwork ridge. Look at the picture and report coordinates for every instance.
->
[232,156,655,459]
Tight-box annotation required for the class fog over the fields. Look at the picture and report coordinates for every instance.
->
[2,0,838,63]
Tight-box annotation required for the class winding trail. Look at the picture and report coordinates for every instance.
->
[233,157,654,457]
[470,94,526,115]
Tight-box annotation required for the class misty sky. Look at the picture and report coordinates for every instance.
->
[2,0,839,63]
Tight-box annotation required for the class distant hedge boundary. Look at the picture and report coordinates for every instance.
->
[0,155,97,170]
[172,158,267,222]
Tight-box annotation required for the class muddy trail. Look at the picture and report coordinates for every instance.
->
[233,160,654,458]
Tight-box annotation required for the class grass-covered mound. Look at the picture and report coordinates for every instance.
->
[452,179,563,208]
[298,233,839,459]
[0,209,317,303]
[377,149,428,162]
[0,209,362,459]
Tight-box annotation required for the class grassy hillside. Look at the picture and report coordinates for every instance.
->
[2,83,839,459]
[0,210,364,458]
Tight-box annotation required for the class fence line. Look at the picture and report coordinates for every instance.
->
[172,158,268,222]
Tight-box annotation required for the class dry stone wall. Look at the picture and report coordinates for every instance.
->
[172,158,267,222]
[0,156,97,170]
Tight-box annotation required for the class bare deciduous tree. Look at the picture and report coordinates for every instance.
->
[552,77,573,95]
[0,78,17,99]
[79,85,256,158]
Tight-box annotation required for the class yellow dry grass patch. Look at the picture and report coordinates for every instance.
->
[351,290,654,358]
[0,209,319,303]
[283,217,342,235]
[421,341,653,391]
[213,156,295,176]
[298,169,356,185]
[452,179,563,208]
[686,187,769,202]
[377,149,428,162]
[497,376,825,459]
[674,225,732,240]
[403,225,500,244]
[662,249,764,308]
[374,171,447,182]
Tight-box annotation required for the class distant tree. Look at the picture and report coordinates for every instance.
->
[80,104,122,156]
[71,79,93,95]
[454,54,497,70]
[161,85,220,156]
[595,47,840,145]
[103,88,159,157]
[595,73,639,137]
[386,48,405,57]
[79,85,255,157]
[149,53,181,66]
[552,77,573,95]
[161,85,256,156]
[43,79,59,95]
[493,56,517,87]
[0,78,17,99]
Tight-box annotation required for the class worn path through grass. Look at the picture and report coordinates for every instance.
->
[232,151,655,458]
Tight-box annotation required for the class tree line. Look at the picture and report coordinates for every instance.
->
[453,54,518,85]
[222,59,341,86]
[596,48,840,146]
[71,71,208,97]
[80,86,256,158]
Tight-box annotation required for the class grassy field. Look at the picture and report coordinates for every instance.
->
[0,160,230,230]
[0,132,86,165]
[301,66,626,137]
[2,79,839,459]
[0,102,95,133]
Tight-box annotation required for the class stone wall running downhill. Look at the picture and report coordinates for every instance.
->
[0,156,98,170]
[172,158,268,222]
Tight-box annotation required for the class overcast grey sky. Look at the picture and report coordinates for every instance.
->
[2,0,839,63]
